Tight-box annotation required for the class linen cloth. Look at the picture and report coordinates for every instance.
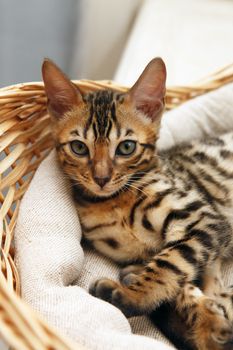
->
[15,83,233,350]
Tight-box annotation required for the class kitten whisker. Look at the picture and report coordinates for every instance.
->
[124,183,149,197]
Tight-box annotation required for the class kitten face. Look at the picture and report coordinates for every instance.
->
[42,58,166,197]
[53,92,159,197]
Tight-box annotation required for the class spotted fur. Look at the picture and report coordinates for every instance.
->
[42,58,233,350]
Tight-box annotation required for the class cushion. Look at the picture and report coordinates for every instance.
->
[114,0,233,86]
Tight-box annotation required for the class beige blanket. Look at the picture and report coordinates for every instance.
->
[15,83,233,350]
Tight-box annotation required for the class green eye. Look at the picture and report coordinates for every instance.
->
[70,140,89,156]
[116,140,136,156]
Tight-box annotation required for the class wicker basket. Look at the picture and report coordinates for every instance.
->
[0,64,233,350]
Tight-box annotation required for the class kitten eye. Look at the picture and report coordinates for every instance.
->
[116,140,136,156]
[70,140,89,156]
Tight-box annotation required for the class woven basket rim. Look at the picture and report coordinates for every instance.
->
[0,79,118,91]
[1,60,233,92]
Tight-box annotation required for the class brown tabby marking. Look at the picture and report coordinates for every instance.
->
[42,58,233,350]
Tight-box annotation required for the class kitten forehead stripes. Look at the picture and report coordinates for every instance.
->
[83,90,124,139]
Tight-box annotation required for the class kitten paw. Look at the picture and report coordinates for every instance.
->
[193,298,233,350]
[89,277,148,317]
[89,278,119,304]
[119,264,145,282]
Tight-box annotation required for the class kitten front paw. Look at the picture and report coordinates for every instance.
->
[119,263,145,283]
[89,278,119,304]
[89,278,147,317]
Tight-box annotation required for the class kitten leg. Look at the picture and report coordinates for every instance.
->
[202,259,224,297]
[174,261,233,350]
[202,262,233,321]
[97,262,233,349]
[176,282,233,350]
[122,269,233,350]
[90,237,199,316]
[90,212,231,317]
[202,259,233,325]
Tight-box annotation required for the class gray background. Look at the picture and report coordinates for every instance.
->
[0,0,78,86]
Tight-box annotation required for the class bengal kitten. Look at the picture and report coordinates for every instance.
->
[42,58,233,350]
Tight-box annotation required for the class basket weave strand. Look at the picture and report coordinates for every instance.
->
[0,63,233,349]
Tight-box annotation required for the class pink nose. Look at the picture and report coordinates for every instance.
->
[94,176,111,188]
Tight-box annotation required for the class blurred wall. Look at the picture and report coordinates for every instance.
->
[0,0,78,86]
[115,0,233,86]
[70,0,142,80]
[0,0,142,87]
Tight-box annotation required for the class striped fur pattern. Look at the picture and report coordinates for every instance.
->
[42,58,233,350]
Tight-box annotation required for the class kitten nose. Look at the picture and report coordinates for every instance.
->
[94,176,111,188]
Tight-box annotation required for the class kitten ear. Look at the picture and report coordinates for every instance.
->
[42,58,82,118]
[128,58,166,121]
